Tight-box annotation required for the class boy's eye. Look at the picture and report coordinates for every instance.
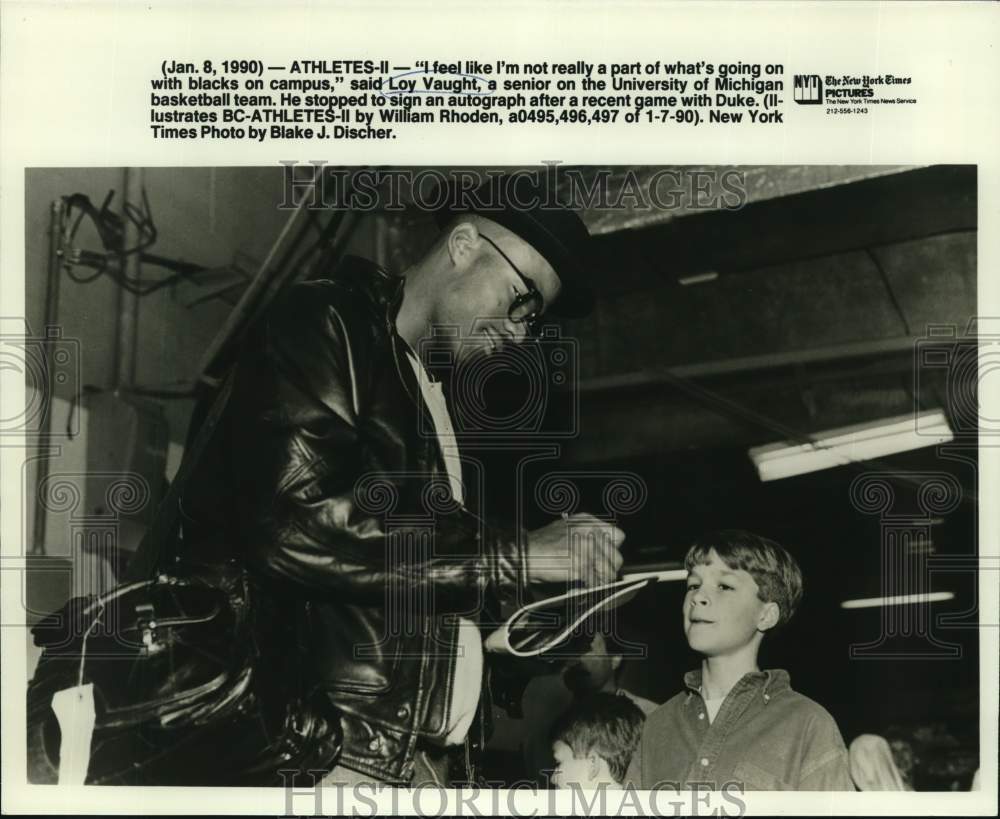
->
[686,584,699,591]
[719,583,734,591]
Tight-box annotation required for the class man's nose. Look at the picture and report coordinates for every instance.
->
[501,317,529,345]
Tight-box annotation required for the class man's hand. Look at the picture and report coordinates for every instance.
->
[525,513,625,588]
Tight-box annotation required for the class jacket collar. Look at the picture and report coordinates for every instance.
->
[329,255,428,407]
[331,255,406,323]
[683,667,791,700]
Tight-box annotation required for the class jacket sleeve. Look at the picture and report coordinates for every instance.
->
[229,284,528,612]
[624,737,643,787]
[798,709,855,790]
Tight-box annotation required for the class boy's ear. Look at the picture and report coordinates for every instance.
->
[587,752,602,781]
[758,601,780,632]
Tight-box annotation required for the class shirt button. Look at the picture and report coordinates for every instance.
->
[763,694,771,703]
[698,712,705,720]
[368,737,382,752]
[397,705,411,720]
[700,757,710,767]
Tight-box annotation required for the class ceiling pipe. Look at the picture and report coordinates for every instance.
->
[113,168,143,389]
[32,199,67,554]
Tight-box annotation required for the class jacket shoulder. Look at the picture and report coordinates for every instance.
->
[250,276,390,423]
[261,277,391,376]
[777,688,839,721]
[772,688,847,744]
[644,690,689,730]
[268,278,379,334]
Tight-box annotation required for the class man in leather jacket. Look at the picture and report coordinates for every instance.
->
[179,174,625,785]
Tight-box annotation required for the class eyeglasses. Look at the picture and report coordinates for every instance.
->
[479,234,545,333]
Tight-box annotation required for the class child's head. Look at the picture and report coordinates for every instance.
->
[682,530,803,658]
[549,693,644,790]
[562,625,625,696]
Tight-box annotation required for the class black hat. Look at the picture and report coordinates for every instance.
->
[433,173,595,318]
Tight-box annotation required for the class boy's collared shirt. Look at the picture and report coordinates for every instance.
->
[627,668,853,791]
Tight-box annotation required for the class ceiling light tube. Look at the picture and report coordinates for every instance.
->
[748,410,954,482]
[678,271,719,286]
[840,591,955,609]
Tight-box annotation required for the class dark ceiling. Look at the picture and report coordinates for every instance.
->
[418,165,981,784]
[398,165,977,467]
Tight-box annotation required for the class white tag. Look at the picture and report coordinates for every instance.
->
[51,683,96,785]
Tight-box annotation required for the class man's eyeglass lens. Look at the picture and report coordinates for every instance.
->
[480,234,545,331]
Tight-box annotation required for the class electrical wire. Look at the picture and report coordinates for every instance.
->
[59,189,207,297]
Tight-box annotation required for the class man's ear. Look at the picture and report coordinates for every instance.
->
[445,220,480,271]
[758,601,780,632]
[610,654,623,672]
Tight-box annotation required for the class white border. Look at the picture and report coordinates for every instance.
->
[2,1,997,815]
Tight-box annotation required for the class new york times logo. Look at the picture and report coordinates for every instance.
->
[793,75,823,104]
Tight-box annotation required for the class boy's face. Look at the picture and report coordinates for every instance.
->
[551,740,606,790]
[683,549,776,657]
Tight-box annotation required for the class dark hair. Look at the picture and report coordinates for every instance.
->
[550,693,645,784]
[572,616,630,656]
[684,529,804,627]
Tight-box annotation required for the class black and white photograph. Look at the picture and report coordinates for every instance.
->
[16,163,983,795]
[1,3,998,816]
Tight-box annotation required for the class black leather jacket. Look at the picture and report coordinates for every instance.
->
[180,256,528,783]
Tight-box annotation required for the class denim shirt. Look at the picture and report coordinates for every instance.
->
[627,669,853,791]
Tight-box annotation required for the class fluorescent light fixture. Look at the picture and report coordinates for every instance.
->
[748,410,954,482]
[840,591,954,610]
[678,271,719,286]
